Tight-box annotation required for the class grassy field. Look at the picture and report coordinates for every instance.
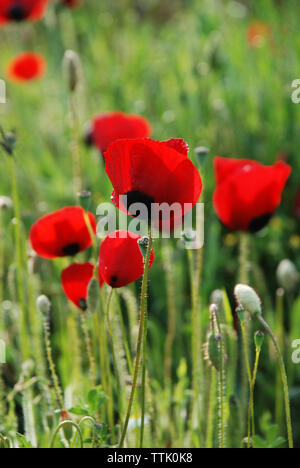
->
[0,0,300,449]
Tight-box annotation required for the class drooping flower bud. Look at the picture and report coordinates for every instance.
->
[77,191,92,212]
[194,146,209,167]
[63,50,82,92]
[0,127,17,155]
[234,284,262,316]
[276,259,299,293]
[0,196,13,210]
[36,295,51,316]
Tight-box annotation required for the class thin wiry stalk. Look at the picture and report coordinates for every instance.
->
[256,314,293,449]
[248,345,261,448]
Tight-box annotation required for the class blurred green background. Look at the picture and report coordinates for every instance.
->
[1,0,300,448]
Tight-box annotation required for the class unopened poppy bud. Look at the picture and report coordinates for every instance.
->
[87,277,100,311]
[234,284,262,316]
[0,196,13,210]
[210,289,224,314]
[63,50,81,92]
[206,332,221,371]
[276,259,299,293]
[0,128,17,155]
[181,230,197,244]
[254,330,264,349]
[77,191,92,211]
[138,236,150,261]
[36,295,51,316]
[195,146,209,167]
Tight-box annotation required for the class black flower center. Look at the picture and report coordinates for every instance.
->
[78,298,87,311]
[8,5,27,21]
[110,275,118,286]
[62,243,80,256]
[248,213,272,233]
[125,190,154,219]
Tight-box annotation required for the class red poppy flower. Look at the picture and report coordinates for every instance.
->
[0,0,50,25]
[98,230,154,288]
[30,206,96,259]
[104,138,202,229]
[86,111,152,153]
[247,21,271,48]
[213,157,291,232]
[60,0,82,8]
[6,52,46,82]
[61,262,103,310]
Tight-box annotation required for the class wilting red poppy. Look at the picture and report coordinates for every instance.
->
[6,52,46,82]
[104,138,202,229]
[61,262,103,310]
[0,0,50,25]
[213,157,291,232]
[85,111,152,153]
[98,230,154,288]
[60,0,82,8]
[247,21,271,48]
[30,206,96,259]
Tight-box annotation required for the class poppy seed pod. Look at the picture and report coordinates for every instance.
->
[276,259,299,293]
[137,236,150,261]
[36,294,51,316]
[63,50,81,92]
[254,330,265,349]
[234,284,262,316]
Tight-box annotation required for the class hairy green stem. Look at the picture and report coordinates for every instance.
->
[119,235,153,448]
[80,312,96,387]
[43,314,64,409]
[106,288,123,433]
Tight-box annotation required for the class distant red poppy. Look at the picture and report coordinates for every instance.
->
[30,206,96,259]
[104,138,202,229]
[0,0,50,25]
[60,0,82,8]
[213,157,291,232]
[98,230,154,288]
[6,52,46,82]
[247,21,271,48]
[61,262,103,310]
[85,111,152,153]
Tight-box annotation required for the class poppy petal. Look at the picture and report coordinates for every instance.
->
[213,158,291,231]
[29,206,96,259]
[6,52,46,82]
[90,111,152,153]
[98,230,154,288]
[61,262,103,310]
